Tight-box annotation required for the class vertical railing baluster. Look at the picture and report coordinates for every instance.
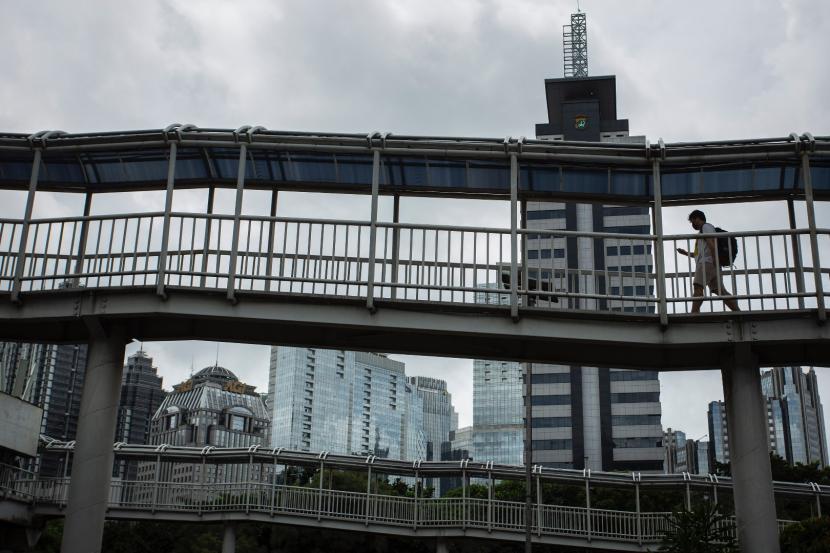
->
[102,219,115,287]
[144,216,154,287]
[156,142,177,297]
[787,198,806,309]
[509,153,519,319]
[782,233,793,310]
[199,187,215,288]
[226,144,247,302]
[365,149,381,311]
[264,188,278,292]
[130,217,141,287]
[188,216,197,287]
[11,148,41,302]
[646,159,677,326]
[769,235,779,309]
[741,236,750,312]
[117,218,128,287]
[38,222,53,290]
[174,216,184,286]
[755,236,764,311]
[801,151,825,320]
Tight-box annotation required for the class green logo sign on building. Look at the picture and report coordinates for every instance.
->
[574,115,588,130]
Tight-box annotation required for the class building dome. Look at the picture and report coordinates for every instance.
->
[192,365,238,383]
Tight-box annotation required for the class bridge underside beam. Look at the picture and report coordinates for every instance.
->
[0,289,826,369]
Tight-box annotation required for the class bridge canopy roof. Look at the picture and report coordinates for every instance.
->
[0,128,827,204]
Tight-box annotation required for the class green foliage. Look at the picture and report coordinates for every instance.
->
[659,503,737,553]
[305,468,433,498]
[769,455,830,486]
[715,453,830,485]
[31,520,62,553]
[779,516,830,553]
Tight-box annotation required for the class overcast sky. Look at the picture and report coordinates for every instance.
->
[2,0,829,444]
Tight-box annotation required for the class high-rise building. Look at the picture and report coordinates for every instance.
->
[471,286,524,466]
[114,350,165,480]
[268,347,427,461]
[707,400,730,466]
[708,367,827,469]
[696,441,710,475]
[763,366,828,467]
[440,426,473,494]
[0,342,88,476]
[472,358,524,465]
[115,350,165,446]
[407,376,456,461]
[408,376,456,493]
[663,428,688,474]
[664,429,711,475]
[528,72,662,472]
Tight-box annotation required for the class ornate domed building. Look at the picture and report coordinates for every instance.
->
[151,364,269,449]
[141,364,270,485]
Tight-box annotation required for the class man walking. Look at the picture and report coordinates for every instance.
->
[676,210,740,313]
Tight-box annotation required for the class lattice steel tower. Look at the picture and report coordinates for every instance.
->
[563,11,588,78]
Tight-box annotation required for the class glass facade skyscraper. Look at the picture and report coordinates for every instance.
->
[761,366,828,467]
[472,358,524,465]
[408,376,456,493]
[709,367,827,469]
[708,400,730,466]
[0,342,88,476]
[268,347,427,461]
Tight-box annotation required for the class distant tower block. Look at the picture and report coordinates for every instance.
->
[563,11,588,78]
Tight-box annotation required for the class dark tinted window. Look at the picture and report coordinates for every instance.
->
[531,372,570,384]
[531,394,571,406]
[532,417,572,428]
[532,439,572,450]
[611,392,660,403]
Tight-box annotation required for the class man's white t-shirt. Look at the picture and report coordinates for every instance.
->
[695,222,716,264]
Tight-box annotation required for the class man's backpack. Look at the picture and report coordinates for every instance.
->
[714,227,738,266]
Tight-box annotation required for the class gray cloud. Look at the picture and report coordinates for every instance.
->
[2,0,830,442]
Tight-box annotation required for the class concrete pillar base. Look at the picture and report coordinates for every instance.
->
[721,345,780,553]
[222,523,236,553]
[60,324,126,553]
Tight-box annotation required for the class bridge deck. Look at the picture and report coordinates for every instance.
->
[0,287,826,369]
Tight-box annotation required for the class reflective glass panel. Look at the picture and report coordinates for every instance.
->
[562,168,607,194]
[520,163,560,192]
[39,154,86,183]
[467,160,510,190]
[811,161,830,191]
[610,170,651,196]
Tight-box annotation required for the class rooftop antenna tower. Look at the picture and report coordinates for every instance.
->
[563,6,588,78]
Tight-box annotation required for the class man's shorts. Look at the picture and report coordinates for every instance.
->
[693,262,726,293]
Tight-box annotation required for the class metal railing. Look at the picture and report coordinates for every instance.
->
[0,465,803,547]
[0,211,826,321]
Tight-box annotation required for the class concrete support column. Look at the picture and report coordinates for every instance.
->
[435,538,449,553]
[222,523,236,553]
[60,324,126,553]
[721,345,779,553]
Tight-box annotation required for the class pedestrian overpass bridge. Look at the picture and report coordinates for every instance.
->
[0,127,828,552]
[1,443,826,552]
